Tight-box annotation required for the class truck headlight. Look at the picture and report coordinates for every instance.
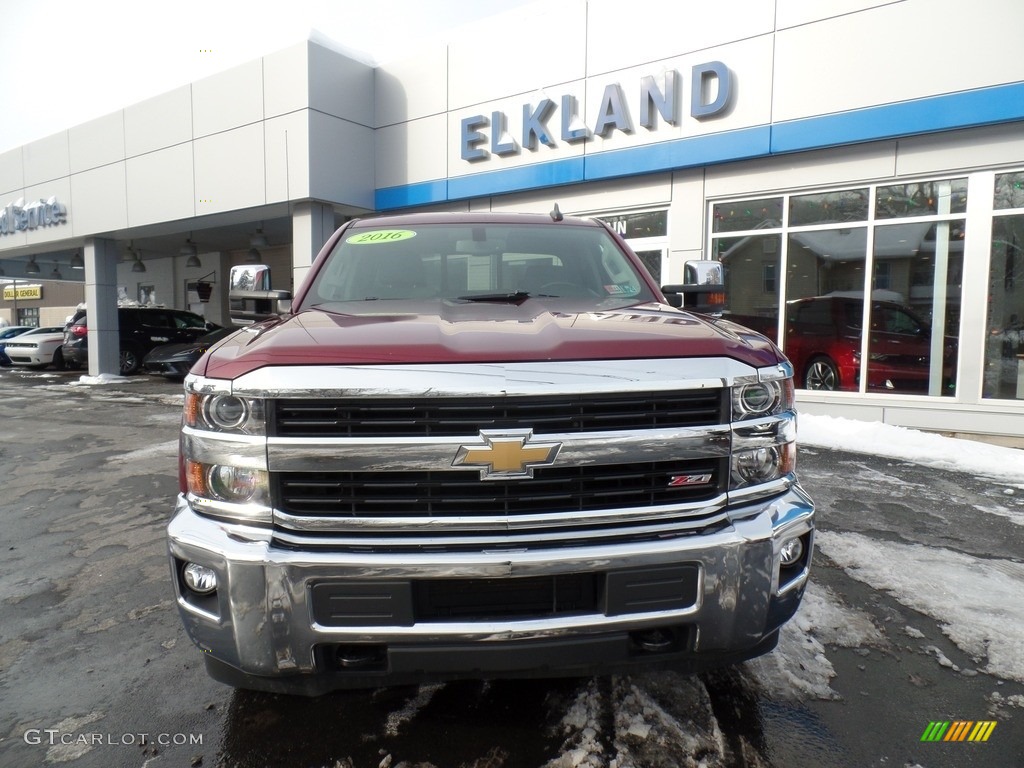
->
[184,392,265,435]
[731,441,796,489]
[732,378,794,420]
[185,460,271,524]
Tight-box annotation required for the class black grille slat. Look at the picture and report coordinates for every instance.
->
[271,390,726,437]
[275,460,724,518]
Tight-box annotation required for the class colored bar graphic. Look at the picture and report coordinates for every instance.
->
[968,721,998,742]
[921,721,950,742]
[920,720,997,742]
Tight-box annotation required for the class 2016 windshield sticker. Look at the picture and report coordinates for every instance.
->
[348,230,417,244]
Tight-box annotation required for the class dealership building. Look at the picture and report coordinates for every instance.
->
[1,0,1023,441]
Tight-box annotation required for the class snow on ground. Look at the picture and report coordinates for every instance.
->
[799,413,1024,488]
[745,581,886,701]
[799,414,1024,684]
[815,530,1024,683]
[106,440,178,463]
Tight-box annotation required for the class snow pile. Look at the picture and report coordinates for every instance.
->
[798,414,1024,487]
[745,581,885,701]
[543,674,730,768]
[72,373,134,385]
[816,530,1024,683]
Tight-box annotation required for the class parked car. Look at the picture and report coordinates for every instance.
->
[62,307,219,375]
[782,295,956,393]
[142,327,236,379]
[4,326,70,369]
[0,326,34,367]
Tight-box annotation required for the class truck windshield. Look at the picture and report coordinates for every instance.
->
[302,222,658,311]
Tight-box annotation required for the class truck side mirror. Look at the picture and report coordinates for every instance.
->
[228,264,293,326]
[661,260,726,313]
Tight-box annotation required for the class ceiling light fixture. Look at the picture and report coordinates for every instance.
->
[70,250,84,269]
[181,236,201,268]
[132,249,147,273]
[25,256,40,274]
[50,264,63,280]
[250,223,268,249]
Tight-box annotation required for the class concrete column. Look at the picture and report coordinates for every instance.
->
[83,237,120,376]
[291,202,337,290]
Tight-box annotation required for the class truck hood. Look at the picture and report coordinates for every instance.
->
[196,301,782,379]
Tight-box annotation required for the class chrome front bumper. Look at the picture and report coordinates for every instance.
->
[167,486,814,692]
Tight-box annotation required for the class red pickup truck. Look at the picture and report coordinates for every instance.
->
[167,210,814,695]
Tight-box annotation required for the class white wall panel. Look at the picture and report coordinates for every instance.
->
[448,1,587,110]
[705,141,897,197]
[586,0,775,76]
[23,177,71,246]
[583,36,774,156]
[776,0,903,29]
[70,162,128,234]
[773,0,1024,121]
[669,169,706,253]
[265,111,311,203]
[193,124,265,215]
[23,132,70,187]
[896,124,1024,177]
[124,86,193,158]
[309,42,374,127]
[69,111,125,174]
[0,148,24,197]
[308,112,374,210]
[263,42,309,119]
[376,115,447,189]
[126,143,196,226]
[375,47,447,127]
[192,59,264,138]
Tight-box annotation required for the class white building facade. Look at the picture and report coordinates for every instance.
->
[2,0,1024,440]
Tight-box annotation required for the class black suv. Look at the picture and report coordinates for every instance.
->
[62,307,217,375]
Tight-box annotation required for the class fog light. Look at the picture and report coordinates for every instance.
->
[183,562,218,595]
[779,537,804,567]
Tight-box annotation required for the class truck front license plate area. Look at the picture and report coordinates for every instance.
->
[310,564,700,627]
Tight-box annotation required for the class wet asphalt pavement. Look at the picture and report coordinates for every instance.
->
[0,365,1022,768]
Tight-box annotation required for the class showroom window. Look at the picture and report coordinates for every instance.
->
[985,171,1024,400]
[711,178,966,396]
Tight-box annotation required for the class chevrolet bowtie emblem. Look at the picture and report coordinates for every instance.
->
[453,429,562,480]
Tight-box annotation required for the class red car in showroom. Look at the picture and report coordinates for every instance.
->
[781,295,956,394]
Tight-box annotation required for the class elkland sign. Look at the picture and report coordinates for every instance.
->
[460,62,733,163]
[0,196,68,236]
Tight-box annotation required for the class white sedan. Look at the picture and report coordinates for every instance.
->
[4,326,72,370]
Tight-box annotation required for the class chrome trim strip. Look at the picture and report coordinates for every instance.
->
[182,428,268,469]
[266,426,731,472]
[309,604,704,636]
[273,498,729,535]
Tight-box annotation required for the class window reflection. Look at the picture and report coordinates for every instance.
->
[994,173,1024,211]
[985,214,1024,399]
[865,222,961,395]
[711,178,966,397]
[712,198,783,233]
[783,228,867,390]
[789,189,868,226]
[716,234,782,343]
[875,179,967,218]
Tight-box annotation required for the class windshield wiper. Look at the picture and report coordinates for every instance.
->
[456,291,534,304]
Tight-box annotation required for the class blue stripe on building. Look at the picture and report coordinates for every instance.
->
[375,82,1024,211]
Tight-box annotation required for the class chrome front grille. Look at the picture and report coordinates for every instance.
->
[265,383,731,549]
[270,390,728,437]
